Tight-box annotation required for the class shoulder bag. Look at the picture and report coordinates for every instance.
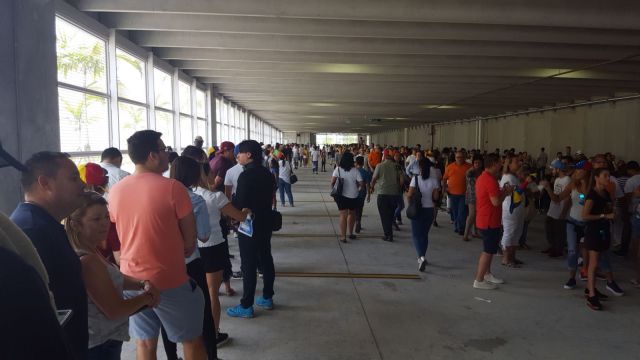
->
[406,176,422,220]
[289,162,298,184]
[330,168,344,198]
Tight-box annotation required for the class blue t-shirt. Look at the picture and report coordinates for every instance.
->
[185,189,211,263]
[357,167,372,198]
[10,202,88,360]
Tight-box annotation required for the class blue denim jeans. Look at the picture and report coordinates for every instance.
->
[411,207,434,257]
[88,340,123,360]
[394,194,405,223]
[449,194,468,233]
[566,217,611,272]
[278,178,294,205]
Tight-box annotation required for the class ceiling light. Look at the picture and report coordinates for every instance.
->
[312,63,377,74]
[308,103,338,107]
[421,105,460,109]
[303,115,326,119]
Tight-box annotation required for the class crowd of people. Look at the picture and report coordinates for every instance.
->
[2,135,640,359]
[325,142,640,311]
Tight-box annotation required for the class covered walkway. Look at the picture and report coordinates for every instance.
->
[124,165,639,360]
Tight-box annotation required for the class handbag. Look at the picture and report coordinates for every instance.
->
[406,176,422,220]
[289,162,298,184]
[330,168,344,198]
[271,209,282,231]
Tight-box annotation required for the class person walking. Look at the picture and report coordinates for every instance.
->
[354,156,372,234]
[443,151,472,236]
[279,154,295,207]
[370,152,404,242]
[331,152,364,242]
[407,158,441,271]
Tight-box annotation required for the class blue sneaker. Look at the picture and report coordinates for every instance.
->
[226,304,254,318]
[256,296,274,310]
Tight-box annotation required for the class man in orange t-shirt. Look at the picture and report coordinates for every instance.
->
[109,130,207,359]
[443,151,472,235]
[368,146,382,170]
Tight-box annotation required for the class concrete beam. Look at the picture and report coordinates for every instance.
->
[132,31,638,60]
[101,12,640,46]
[73,0,640,31]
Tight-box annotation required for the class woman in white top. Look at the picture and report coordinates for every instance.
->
[331,152,363,243]
[499,155,526,267]
[278,153,295,206]
[65,193,159,359]
[194,165,250,345]
[407,158,441,271]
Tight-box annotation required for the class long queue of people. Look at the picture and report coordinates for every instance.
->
[327,142,640,311]
[2,131,282,360]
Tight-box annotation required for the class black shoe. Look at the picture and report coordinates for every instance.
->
[232,271,243,280]
[382,236,393,242]
[348,234,356,240]
[433,221,439,227]
[586,296,603,311]
[216,332,230,348]
[584,288,609,301]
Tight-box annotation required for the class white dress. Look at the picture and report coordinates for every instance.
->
[500,173,525,248]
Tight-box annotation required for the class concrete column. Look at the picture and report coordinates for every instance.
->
[0,0,59,214]
[208,84,217,146]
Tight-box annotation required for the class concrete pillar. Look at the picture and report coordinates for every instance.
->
[0,0,60,214]
[208,84,217,145]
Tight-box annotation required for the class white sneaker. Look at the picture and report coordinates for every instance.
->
[474,280,497,290]
[417,257,427,272]
[484,273,504,284]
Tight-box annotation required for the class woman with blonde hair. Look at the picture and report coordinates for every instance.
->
[65,192,159,360]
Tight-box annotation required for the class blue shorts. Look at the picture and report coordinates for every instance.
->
[124,279,204,342]
[480,228,501,254]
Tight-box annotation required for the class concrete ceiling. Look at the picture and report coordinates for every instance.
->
[71,0,640,133]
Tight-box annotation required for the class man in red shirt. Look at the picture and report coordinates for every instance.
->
[474,154,512,290]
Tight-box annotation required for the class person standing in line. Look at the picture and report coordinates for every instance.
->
[311,145,320,174]
[542,160,572,258]
[227,140,277,318]
[582,168,616,310]
[65,193,161,360]
[407,158,441,271]
[393,152,407,229]
[334,147,343,170]
[292,144,300,169]
[331,152,364,242]
[536,147,548,179]
[209,142,236,192]
[279,153,295,207]
[320,147,327,172]
[499,155,526,267]
[443,151,472,236]
[354,156,372,234]
[368,145,382,171]
[370,151,404,242]
[99,147,130,196]
[10,151,89,360]
[621,161,640,257]
[463,155,483,242]
[473,154,512,290]
[108,130,208,360]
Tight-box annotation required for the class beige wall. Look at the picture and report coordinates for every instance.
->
[371,97,640,160]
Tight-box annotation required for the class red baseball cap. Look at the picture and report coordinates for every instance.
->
[78,163,108,187]
[218,141,235,152]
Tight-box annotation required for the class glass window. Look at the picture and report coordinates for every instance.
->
[179,81,191,115]
[116,49,146,103]
[56,18,107,93]
[58,87,109,152]
[180,115,192,149]
[196,119,207,144]
[154,68,172,110]
[216,123,221,145]
[155,110,175,148]
[118,102,148,149]
[196,89,206,118]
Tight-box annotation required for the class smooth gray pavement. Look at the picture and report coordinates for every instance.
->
[123,165,640,360]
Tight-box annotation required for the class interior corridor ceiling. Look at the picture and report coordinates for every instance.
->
[70,0,640,133]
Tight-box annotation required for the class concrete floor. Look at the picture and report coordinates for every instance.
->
[123,166,640,360]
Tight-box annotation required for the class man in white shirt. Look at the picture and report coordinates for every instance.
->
[311,146,320,174]
[99,147,130,195]
[544,161,571,258]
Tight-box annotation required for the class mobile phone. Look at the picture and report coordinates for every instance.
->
[56,309,73,327]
